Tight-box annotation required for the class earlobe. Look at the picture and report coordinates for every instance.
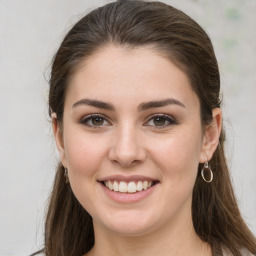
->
[200,108,222,163]
[52,113,67,167]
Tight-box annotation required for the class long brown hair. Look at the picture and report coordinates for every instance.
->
[34,1,256,255]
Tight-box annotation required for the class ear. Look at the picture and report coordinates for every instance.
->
[199,108,222,163]
[52,113,67,167]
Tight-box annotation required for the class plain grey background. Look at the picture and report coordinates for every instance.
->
[0,0,255,255]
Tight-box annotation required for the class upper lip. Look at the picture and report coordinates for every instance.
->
[97,175,159,183]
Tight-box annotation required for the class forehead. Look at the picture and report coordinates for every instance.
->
[65,45,199,109]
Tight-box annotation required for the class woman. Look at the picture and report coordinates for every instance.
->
[33,0,256,255]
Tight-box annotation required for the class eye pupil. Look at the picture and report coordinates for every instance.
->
[92,117,104,126]
[153,117,166,126]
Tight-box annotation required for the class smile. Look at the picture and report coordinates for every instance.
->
[103,180,154,193]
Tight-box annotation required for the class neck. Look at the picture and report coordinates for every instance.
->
[86,213,211,256]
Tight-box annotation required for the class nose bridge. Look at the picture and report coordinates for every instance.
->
[118,122,137,152]
[108,121,145,166]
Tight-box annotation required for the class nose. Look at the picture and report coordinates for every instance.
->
[108,124,146,167]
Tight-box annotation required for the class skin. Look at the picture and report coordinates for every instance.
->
[53,45,222,256]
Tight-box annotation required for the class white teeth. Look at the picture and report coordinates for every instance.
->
[119,182,128,192]
[127,181,136,193]
[137,181,143,191]
[143,181,148,190]
[103,180,154,193]
[108,181,113,190]
[113,181,119,191]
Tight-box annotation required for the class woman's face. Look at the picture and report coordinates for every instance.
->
[55,45,209,236]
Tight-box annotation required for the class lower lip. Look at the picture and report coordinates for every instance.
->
[99,182,158,203]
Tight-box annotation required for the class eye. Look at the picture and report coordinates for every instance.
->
[145,114,176,128]
[80,114,110,128]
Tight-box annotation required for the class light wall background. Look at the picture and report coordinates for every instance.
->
[0,0,255,255]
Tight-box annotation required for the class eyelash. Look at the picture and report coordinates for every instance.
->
[80,114,110,128]
[145,114,177,128]
[80,113,177,129]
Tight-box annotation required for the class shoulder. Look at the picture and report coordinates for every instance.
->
[222,245,255,256]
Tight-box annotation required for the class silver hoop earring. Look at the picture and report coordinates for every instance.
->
[64,168,69,183]
[201,161,213,183]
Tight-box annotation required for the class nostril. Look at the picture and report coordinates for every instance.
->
[108,140,147,166]
[122,160,137,167]
[111,159,139,168]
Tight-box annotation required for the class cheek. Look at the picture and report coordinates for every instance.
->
[63,130,107,179]
[149,128,202,182]
[63,131,108,214]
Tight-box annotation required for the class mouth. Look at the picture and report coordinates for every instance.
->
[101,180,159,193]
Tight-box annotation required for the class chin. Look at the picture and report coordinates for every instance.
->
[96,210,160,237]
[108,223,156,237]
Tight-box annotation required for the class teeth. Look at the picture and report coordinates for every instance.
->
[104,181,109,189]
[104,180,154,193]
[143,181,148,190]
[108,181,113,190]
[119,182,128,192]
[113,181,119,191]
[127,181,136,193]
[137,181,143,191]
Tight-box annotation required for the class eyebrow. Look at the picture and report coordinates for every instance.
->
[138,98,185,111]
[72,98,185,111]
[72,99,115,110]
